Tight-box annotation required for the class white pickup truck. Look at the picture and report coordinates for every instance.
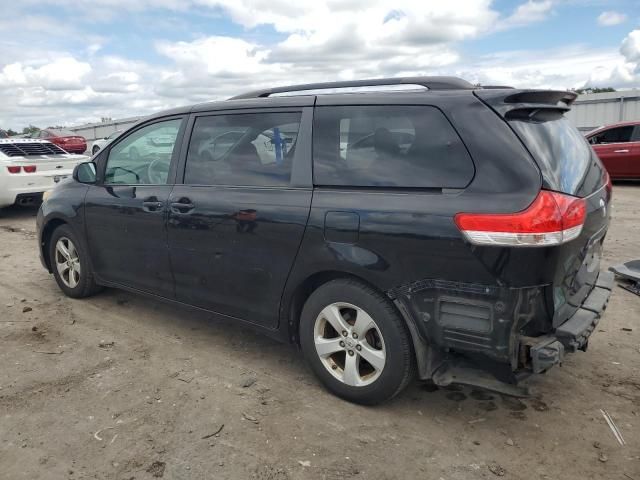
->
[0,139,89,209]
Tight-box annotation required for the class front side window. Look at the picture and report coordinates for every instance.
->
[184,112,301,186]
[104,119,182,185]
[313,105,474,188]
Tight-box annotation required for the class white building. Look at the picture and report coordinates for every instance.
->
[68,116,142,149]
[566,89,640,132]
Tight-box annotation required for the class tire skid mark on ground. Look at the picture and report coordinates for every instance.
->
[0,359,114,410]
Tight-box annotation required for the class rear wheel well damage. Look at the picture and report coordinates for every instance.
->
[41,219,68,272]
[284,271,428,374]
[386,278,549,384]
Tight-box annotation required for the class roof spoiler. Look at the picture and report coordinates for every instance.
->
[229,76,475,100]
[474,89,578,119]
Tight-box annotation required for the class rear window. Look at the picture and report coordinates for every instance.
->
[313,105,474,188]
[48,129,76,136]
[509,115,599,195]
[0,142,67,157]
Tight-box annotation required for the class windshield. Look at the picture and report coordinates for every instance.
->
[509,116,603,196]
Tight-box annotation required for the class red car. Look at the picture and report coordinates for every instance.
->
[36,128,87,154]
[587,121,640,179]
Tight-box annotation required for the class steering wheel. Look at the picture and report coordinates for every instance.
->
[147,159,170,184]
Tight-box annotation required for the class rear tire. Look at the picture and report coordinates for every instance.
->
[49,225,101,298]
[300,279,415,405]
[92,145,100,155]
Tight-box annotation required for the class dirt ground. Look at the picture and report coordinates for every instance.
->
[0,185,638,480]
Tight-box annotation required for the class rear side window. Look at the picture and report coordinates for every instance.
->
[589,126,635,145]
[509,116,596,195]
[185,112,301,187]
[313,105,474,188]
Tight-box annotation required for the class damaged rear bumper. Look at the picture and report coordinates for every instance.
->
[520,270,614,373]
[390,270,614,393]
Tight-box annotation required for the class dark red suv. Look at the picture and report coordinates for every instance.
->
[587,121,640,179]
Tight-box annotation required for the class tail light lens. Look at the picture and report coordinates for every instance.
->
[454,190,587,247]
[23,165,37,173]
[7,166,21,174]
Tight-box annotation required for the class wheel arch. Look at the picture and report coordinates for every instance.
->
[40,218,69,272]
[283,271,371,343]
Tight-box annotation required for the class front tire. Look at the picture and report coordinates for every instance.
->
[49,225,101,298]
[300,279,415,405]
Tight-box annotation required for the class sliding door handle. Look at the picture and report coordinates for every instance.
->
[170,200,195,213]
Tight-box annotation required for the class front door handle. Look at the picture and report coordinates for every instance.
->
[170,198,195,214]
[614,149,629,153]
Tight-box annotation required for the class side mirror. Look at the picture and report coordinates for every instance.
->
[73,161,97,184]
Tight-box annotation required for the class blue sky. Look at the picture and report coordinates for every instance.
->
[472,1,634,51]
[0,0,638,129]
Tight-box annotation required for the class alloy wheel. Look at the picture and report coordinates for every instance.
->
[313,302,386,387]
[55,237,81,288]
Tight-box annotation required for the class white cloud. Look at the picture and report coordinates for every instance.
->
[585,29,640,87]
[620,29,640,64]
[156,36,274,75]
[0,1,638,131]
[208,0,501,40]
[0,58,91,90]
[500,0,553,29]
[597,11,627,27]
[460,45,621,89]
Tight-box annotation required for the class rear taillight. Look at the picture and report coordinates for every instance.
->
[454,190,587,247]
[23,165,37,173]
[7,166,21,174]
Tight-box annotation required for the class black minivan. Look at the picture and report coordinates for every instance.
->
[37,77,613,405]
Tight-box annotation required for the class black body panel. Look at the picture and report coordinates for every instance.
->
[166,185,311,328]
[37,181,90,272]
[84,184,175,296]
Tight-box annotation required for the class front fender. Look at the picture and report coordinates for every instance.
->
[37,182,89,272]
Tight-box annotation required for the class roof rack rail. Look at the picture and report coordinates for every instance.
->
[229,76,475,100]
[480,85,515,90]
